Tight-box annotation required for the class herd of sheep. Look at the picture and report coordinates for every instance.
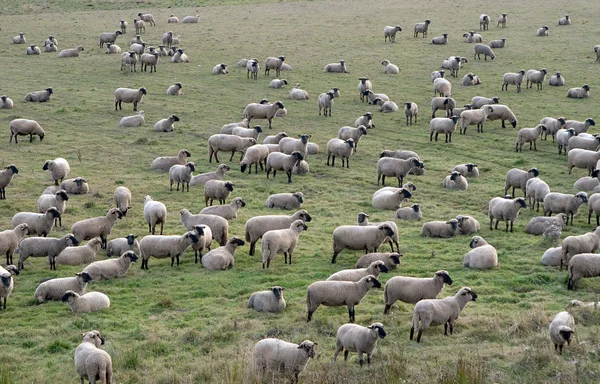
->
[2,4,600,383]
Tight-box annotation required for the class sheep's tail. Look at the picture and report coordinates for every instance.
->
[245,228,251,242]
[411,310,420,331]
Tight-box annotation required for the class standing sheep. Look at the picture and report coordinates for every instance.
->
[247,286,286,313]
[561,226,600,269]
[497,13,507,27]
[488,197,527,232]
[502,70,526,93]
[0,224,29,265]
[114,87,146,111]
[526,68,548,90]
[334,323,386,366]
[525,178,550,212]
[549,311,574,354]
[243,101,285,129]
[430,116,459,143]
[384,26,402,42]
[431,97,456,118]
[71,208,123,249]
[99,30,122,48]
[253,338,316,384]
[414,20,431,38]
[106,234,140,258]
[139,231,199,269]
[318,91,335,116]
[244,210,311,256]
[405,102,418,126]
[568,254,600,290]
[504,168,539,197]
[12,207,61,237]
[463,236,497,269]
[264,56,285,77]
[261,219,307,268]
[143,195,167,235]
[201,237,245,270]
[0,265,19,310]
[0,165,19,200]
[338,126,367,152]
[543,192,588,225]
[169,162,195,192]
[459,105,494,134]
[376,157,424,187]
[266,151,304,183]
[204,180,234,206]
[516,124,546,151]
[43,158,70,186]
[383,270,453,313]
[180,210,229,246]
[326,138,355,168]
[331,224,395,263]
[433,78,452,97]
[240,144,270,174]
[74,330,113,384]
[113,186,131,216]
[479,14,489,30]
[358,78,373,102]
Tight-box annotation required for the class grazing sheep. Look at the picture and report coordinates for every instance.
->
[240,144,269,174]
[264,56,285,77]
[557,128,576,154]
[471,96,499,109]
[207,134,256,163]
[324,60,348,73]
[0,165,18,201]
[372,187,412,210]
[166,82,183,96]
[154,114,179,132]
[248,286,286,313]
[567,84,590,98]
[34,272,91,302]
[561,226,600,269]
[326,138,355,168]
[307,275,381,322]
[318,91,335,117]
[253,338,316,383]
[74,330,113,384]
[429,116,459,143]
[410,287,477,342]
[71,208,123,249]
[37,189,68,227]
[213,63,228,74]
[331,224,395,264]
[516,124,546,151]
[266,151,304,183]
[565,118,596,135]
[414,20,431,38]
[204,180,234,206]
[488,196,527,232]
[42,158,70,186]
[442,171,468,190]
[243,101,285,129]
[12,32,26,44]
[0,224,29,265]
[543,192,588,226]
[140,231,198,269]
[114,87,146,111]
[384,26,402,42]
[61,290,110,313]
[26,44,40,55]
[376,157,423,187]
[266,192,303,210]
[541,246,563,266]
[58,46,84,57]
[463,236,497,269]
[0,265,18,309]
[481,104,517,129]
[143,195,167,235]
[12,207,60,237]
[502,70,526,93]
[488,38,506,48]
[459,105,494,134]
[383,270,453,313]
[549,311,574,355]
[381,59,400,74]
[201,237,244,270]
[200,197,245,220]
[190,164,230,187]
[568,253,600,290]
[289,83,310,100]
[171,48,189,62]
[568,148,600,175]
[433,78,452,97]
[0,95,14,109]
[431,33,448,45]
[182,14,200,23]
[106,234,140,258]
[244,210,312,256]
[396,204,422,221]
[99,30,122,48]
[151,149,190,172]
[261,219,307,268]
[334,322,386,367]
[420,219,460,238]
[524,178,550,213]
[169,162,195,192]
[24,87,53,102]
[60,177,89,195]
[473,43,496,62]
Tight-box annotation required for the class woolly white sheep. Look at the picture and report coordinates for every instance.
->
[151,149,190,172]
[114,87,146,111]
[171,48,189,63]
[383,270,453,313]
[562,226,600,269]
[204,180,234,206]
[568,148,600,175]
[154,114,179,132]
[326,138,354,168]
[243,101,285,129]
[504,168,539,197]
[324,60,348,73]
[0,95,14,109]
[169,162,195,192]
[541,246,562,266]
[99,30,122,48]
[201,237,244,270]
[463,31,483,43]
[488,38,506,48]
[120,20,128,33]
[543,192,588,226]
[328,260,389,283]
[42,158,70,186]
[331,223,395,264]
[253,338,316,383]
[460,105,494,134]
[207,134,256,163]
[266,192,303,210]
[355,112,375,129]
[62,290,110,313]
[54,237,101,267]
[371,187,412,210]
[180,209,229,246]
[381,59,400,74]
[266,151,304,183]
[240,144,269,173]
[12,33,25,44]
[106,234,140,258]
[140,52,159,72]
[502,70,526,93]
[463,236,497,269]
[190,164,230,186]
[261,219,307,268]
[549,72,565,86]
[433,78,452,97]
[289,83,309,100]
[540,117,566,142]
[455,215,480,235]
[112,186,131,217]
[396,204,422,221]
[166,82,183,96]
[60,177,89,194]
[431,33,448,45]
[568,253,600,290]
[0,265,18,309]
[190,225,212,263]
[26,44,40,55]
[384,25,402,42]
[473,44,495,61]
[133,19,146,34]
[356,213,400,253]
[565,118,596,135]
[74,330,113,384]
[526,68,547,90]
[182,14,200,23]
[120,51,138,72]
[0,224,28,265]
[452,164,479,178]
[248,286,286,313]
[549,311,574,355]
[143,195,167,235]
[24,87,53,102]
[140,231,198,269]
[537,25,549,36]
[119,110,145,127]
[559,15,571,25]
[0,165,18,201]
[567,84,590,98]
[213,63,228,74]
[443,171,468,190]
[34,271,91,302]
[524,178,551,213]
[516,124,546,151]
[244,210,312,256]
[355,252,401,270]
[200,197,245,219]
[58,46,84,57]
[168,14,179,23]
[318,91,335,117]
[488,196,527,232]
[358,78,373,102]
[83,250,138,280]
[414,20,431,38]
[334,322,386,366]
[12,207,61,237]
[429,116,459,143]
[36,189,67,227]
[264,56,285,77]
[376,157,423,187]
[71,208,123,249]
[420,219,459,238]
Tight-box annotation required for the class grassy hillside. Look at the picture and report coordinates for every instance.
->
[1,0,600,383]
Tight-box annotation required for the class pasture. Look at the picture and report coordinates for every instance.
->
[1,0,600,382]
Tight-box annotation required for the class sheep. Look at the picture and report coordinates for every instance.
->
[129,42,146,55]
[221,118,249,134]
[190,164,230,186]
[133,18,146,34]
[433,78,452,97]
[182,14,200,23]
[588,193,600,226]
[568,253,600,290]
[334,322,386,367]
[240,144,269,174]
[459,105,494,134]
[58,46,84,57]
[326,138,355,168]
[60,177,89,194]
[139,231,198,269]
[441,56,467,78]
[269,79,288,88]
[114,87,146,111]
[564,118,596,135]
[463,236,497,269]
[120,51,138,72]
[106,234,140,257]
[61,290,110,313]
[260,219,307,268]
[204,180,234,206]
[442,171,469,190]
[0,95,14,109]
[463,31,483,43]
[357,77,373,103]
[355,112,375,129]
[324,60,348,73]
[168,162,195,192]
[140,52,159,72]
[496,13,507,27]
[171,48,189,63]
[83,250,138,282]
[0,224,28,265]
[537,25,549,36]
[143,195,167,235]
[244,210,312,256]
[331,224,395,264]
[200,237,244,270]
[154,114,179,132]
[471,96,499,109]
[0,265,18,310]
[248,286,286,313]
[410,287,477,343]
[383,270,453,313]
[168,14,179,23]
[549,72,565,86]
[42,158,70,186]
[488,196,527,232]
[189,225,212,263]
[567,84,590,99]
[0,165,18,201]
[401,102,419,126]
[557,128,576,154]
[540,117,566,141]
[12,32,25,44]
[328,261,389,283]
[253,338,316,384]
[541,246,563,266]
[213,63,228,75]
[33,271,91,302]
[264,56,285,77]
[232,125,263,142]
[596,45,600,62]
[37,189,68,226]
[104,43,120,54]
[200,197,245,220]
[166,82,183,96]
[420,219,460,238]
[372,186,413,210]
[488,38,506,48]
[337,126,367,153]
[526,68,548,90]
[543,192,588,226]
[524,178,551,212]
[374,98,399,113]
[461,73,479,86]
[516,124,546,151]
[99,30,122,48]
[574,173,600,192]
[455,215,480,235]
[483,104,518,129]
[207,134,256,163]
[502,70,526,93]
[396,204,422,221]
[431,97,456,118]
[180,209,228,246]
[161,31,173,48]
[74,330,113,384]
[431,33,448,45]
[547,311,575,356]
[266,192,303,211]
[561,226,600,269]
[243,100,285,129]
[120,20,128,33]
[289,83,310,100]
[451,104,472,118]
[452,164,479,179]
[24,87,53,102]
[559,15,571,25]
[376,157,423,187]
[363,90,389,104]
[317,91,335,117]
[12,207,61,237]
[355,253,400,272]
[26,44,40,55]
[71,208,123,249]
[356,213,400,253]
[568,136,600,152]
[431,70,445,82]
[414,20,431,38]
[381,59,400,74]
[429,116,459,143]
[384,25,402,42]
[568,149,600,175]
[118,110,145,129]
[151,149,190,172]
[266,151,304,184]
[45,34,58,46]
[479,14,489,30]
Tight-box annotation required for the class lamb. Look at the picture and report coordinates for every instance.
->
[384,25,402,42]
[58,46,84,57]
[106,234,140,257]
[410,287,477,343]
[568,149,600,175]
[133,18,146,34]
[244,210,312,256]
[0,165,18,201]
[243,101,285,129]
[140,231,198,269]
[171,48,189,63]
[26,44,40,55]
[120,51,138,72]
[204,180,234,206]
[166,82,183,96]
[559,15,571,25]
[557,128,576,154]
[376,157,423,187]
[371,187,412,210]
[463,236,497,269]
[356,213,400,253]
[182,14,200,23]
[61,290,110,313]
[248,286,286,313]
[442,171,468,190]
[307,275,381,322]
[567,84,590,99]
[334,322,386,367]
[568,253,600,290]
[12,207,61,237]
[383,270,453,313]
[0,265,18,309]
[543,192,588,226]
[190,164,230,186]
[60,177,89,194]
[0,95,14,109]
[328,260,388,283]
[207,134,256,163]
[167,14,179,23]
[433,78,452,97]
[524,178,551,213]
[120,20,128,33]
[264,56,285,77]
[502,70,526,92]
[355,112,375,129]
[381,59,400,74]
[526,68,548,90]
[33,272,91,302]
[459,105,494,134]
[213,63,228,74]
[0,224,29,265]
[537,25,549,36]
[201,237,244,270]
[266,192,303,210]
[396,204,422,221]
[488,196,527,232]
[269,79,288,88]
[429,116,459,143]
[71,208,123,249]
[289,83,310,100]
[471,96,499,109]
[99,30,122,48]
[414,20,431,38]
[331,224,395,264]
[42,158,70,186]
[143,195,167,235]
[497,13,507,27]
[561,226,600,269]
[74,330,113,384]
[431,97,456,118]
[180,209,229,246]
[261,219,307,268]
[12,32,25,44]
[36,189,68,227]
[151,149,190,172]
[253,338,316,384]
[488,38,506,49]
[114,87,146,111]
[516,124,546,151]
[564,118,596,135]
[24,87,53,102]
[200,197,245,220]
[324,60,348,73]
[431,33,448,45]
[266,151,304,183]
[326,138,355,168]
[240,144,269,174]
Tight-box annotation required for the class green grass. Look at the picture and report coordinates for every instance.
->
[1,0,600,382]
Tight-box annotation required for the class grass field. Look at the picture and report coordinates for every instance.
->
[1,0,600,383]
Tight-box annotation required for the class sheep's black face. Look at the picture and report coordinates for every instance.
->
[239,199,246,207]
[80,272,93,283]
[383,226,394,237]
[357,213,368,224]
[469,238,477,248]
[272,287,283,299]
[225,183,234,192]
[516,198,527,208]
[510,120,517,128]
[254,126,262,133]
[379,264,389,273]
[8,165,18,174]
[402,189,412,199]
[529,168,539,177]
[370,278,382,288]
[450,172,459,181]
[127,252,139,262]
[470,291,478,301]
[187,163,195,172]
[126,234,136,245]
[193,226,204,237]
[560,330,573,344]
[189,234,199,244]
[588,118,596,126]
[240,164,247,173]
[51,209,61,218]
[61,291,74,301]
[412,204,420,213]
[172,115,180,122]
[46,88,53,94]
[233,238,245,247]
[377,326,387,339]
[70,236,79,246]
[1,275,11,288]
[301,212,312,222]
[42,161,49,171]
[295,194,303,203]
[439,272,453,285]
[391,255,401,265]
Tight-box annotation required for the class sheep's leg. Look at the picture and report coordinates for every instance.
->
[249,242,256,256]
[229,151,235,162]
[357,351,364,367]
[176,254,180,266]
[148,223,153,234]
[397,177,402,188]
[1,298,5,310]
[384,304,392,314]
[327,153,331,166]
[195,250,198,263]
[186,182,189,192]
[133,101,138,111]
[331,252,339,263]
[444,323,448,335]
[286,171,292,183]
[348,306,355,323]
[416,329,423,343]
[159,222,163,235]
[171,256,175,267]
[505,220,510,232]
[596,214,599,227]
[284,252,288,264]
[494,219,499,230]
[569,214,574,226]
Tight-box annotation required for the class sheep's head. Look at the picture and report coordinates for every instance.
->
[528,168,540,177]
[186,162,195,172]
[186,232,199,244]
[424,19,431,24]
[233,197,246,207]
[108,208,124,219]
[515,197,527,208]
[463,33,469,38]
[469,236,486,248]
[192,225,205,237]
[411,204,420,213]
[229,237,245,247]
[345,138,355,148]
[292,219,308,232]
[46,207,61,218]
[61,290,77,302]
[443,33,448,38]
[575,192,588,204]
[390,254,401,266]
[398,188,412,199]
[294,192,304,203]
[519,69,525,75]
[123,250,138,262]
[77,272,93,283]
[459,287,477,301]
[224,182,234,192]
[559,328,574,345]
[139,87,147,95]
[446,219,459,231]
[357,212,369,224]
[369,323,387,339]
[364,275,381,288]
[4,265,18,276]
[378,224,395,237]
[271,286,284,299]
[125,234,137,245]
[436,270,453,285]
[374,260,389,274]
[296,210,312,222]
[274,101,285,109]
[6,164,18,174]
[171,114,179,122]
[586,118,596,126]
[42,160,51,171]
[451,116,459,124]
[466,163,476,172]
[298,340,317,358]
